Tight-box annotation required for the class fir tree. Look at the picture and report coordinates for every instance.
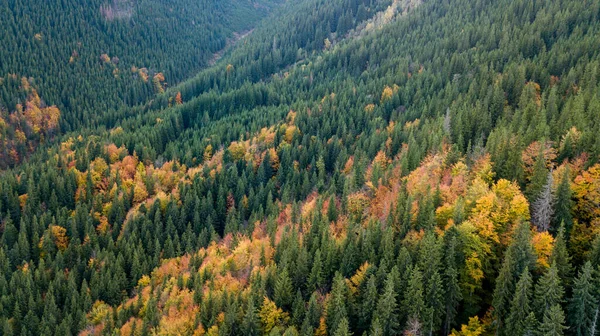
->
[374,272,400,336]
[538,304,567,336]
[533,262,564,321]
[553,167,573,235]
[505,268,534,336]
[274,267,294,310]
[568,262,598,336]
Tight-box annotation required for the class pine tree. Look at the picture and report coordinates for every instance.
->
[538,304,567,336]
[492,221,536,333]
[589,232,600,270]
[274,267,294,310]
[505,268,533,336]
[403,266,425,331]
[370,318,383,336]
[553,168,573,235]
[534,262,564,321]
[359,275,377,333]
[374,272,400,336]
[326,273,348,335]
[444,236,462,335]
[424,270,444,335]
[291,290,305,327]
[526,146,549,202]
[308,249,324,292]
[568,262,598,336]
[243,296,261,336]
[550,223,573,285]
[333,318,351,336]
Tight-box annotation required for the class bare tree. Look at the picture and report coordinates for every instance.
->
[443,107,451,134]
[532,171,554,231]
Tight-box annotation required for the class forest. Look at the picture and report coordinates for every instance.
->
[1,0,600,335]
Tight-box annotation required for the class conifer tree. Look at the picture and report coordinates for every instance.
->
[374,272,400,336]
[553,167,573,235]
[274,267,294,310]
[444,236,462,335]
[403,266,425,331]
[534,262,564,321]
[243,296,261,336]
[538,304,567,336]
[326,273,348,335]
[505,268,534,336]
[493,221,536,333]
[568,262,598,336]
[551,223,573,285]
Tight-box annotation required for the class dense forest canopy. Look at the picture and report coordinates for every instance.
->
[1,0,600,335]
[0,0,282,132]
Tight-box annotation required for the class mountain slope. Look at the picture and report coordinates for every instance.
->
[1,0,600,335]
[0,0,282,132]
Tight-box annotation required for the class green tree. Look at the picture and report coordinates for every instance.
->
[274,267,294,310]
[505,268,534,336]
[243,296,261,336]
[533,262,564,321]
[553,168,573,235]
[326,273,348,335]
[374,272,400,336]
[568,262,598,336]
[538,304,567,336]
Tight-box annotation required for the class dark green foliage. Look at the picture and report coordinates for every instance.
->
[568,262,599,336]
[1,0,600,334]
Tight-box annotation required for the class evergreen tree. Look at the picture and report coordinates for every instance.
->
[505,268,534,336]
[553,168,573,235]
[493,221,536,333]
[444,236,462,335]
[243,296,261,336]
[568,262,598,336]
[374,272,400,336]
[533,262,564,321]
[326,273,348,335]
[538,304,567,336]
[403,266,425,331]
[359,275,378,333]
[333,318,351,336]
[274,267,294,310]
[550,223,573,285]
[526,147,549,202]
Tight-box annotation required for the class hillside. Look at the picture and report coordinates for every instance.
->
[0,0,282,167]
[1,0,600,335]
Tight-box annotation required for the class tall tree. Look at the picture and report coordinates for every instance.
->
[553,167,573,235]
[533,262,564,321]
[538,304,567,336]
[505,268,534,336]
[374,272,400,336]
[568,262,598,336]
[531,171,554,231]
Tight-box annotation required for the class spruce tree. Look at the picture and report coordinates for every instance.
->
[538,304,567,336]
[534,262,564,321]
[403,266,425,331]
[553,167,573,235]
[326,273,348,335]
[274,267,294,310]
[444,236,462,335]
[243,296,260,336]
[568,262,598,336]
[374,272,400,336]
[493,221,536,333]
[505,268,534,336]
[550,223,573,286]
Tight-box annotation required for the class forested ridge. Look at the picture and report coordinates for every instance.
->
[0,0,282,167]
[1,0,600,335]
